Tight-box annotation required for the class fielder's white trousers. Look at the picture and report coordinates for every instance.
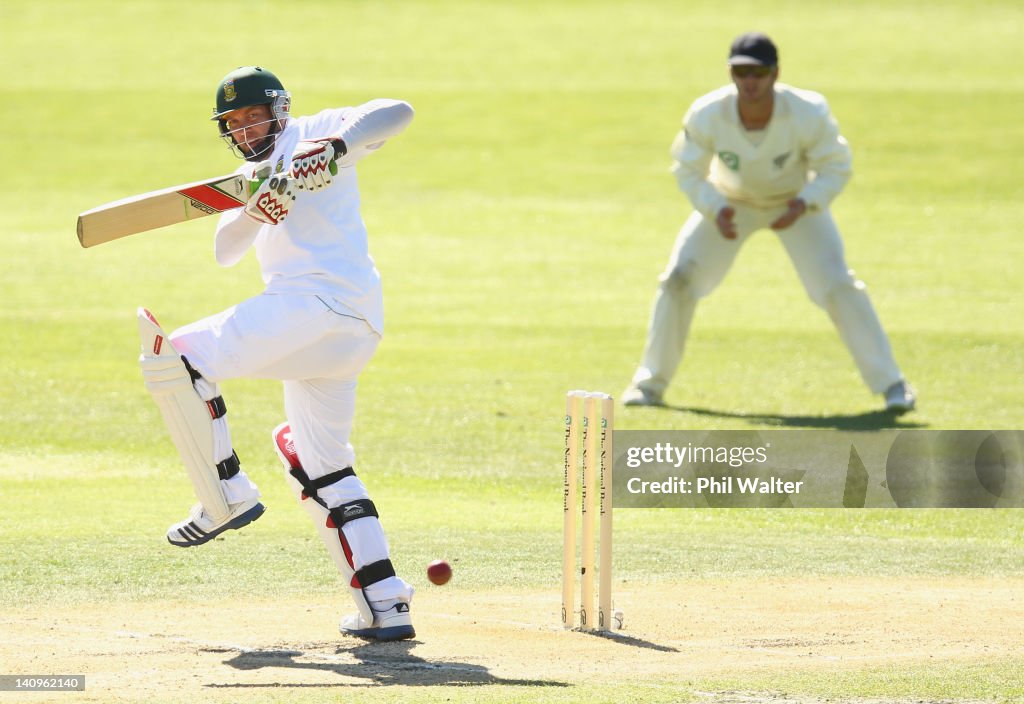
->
[631,204,903,397]
[170,293,408,603]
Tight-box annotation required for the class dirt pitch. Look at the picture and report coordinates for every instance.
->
[2,576,1021,703]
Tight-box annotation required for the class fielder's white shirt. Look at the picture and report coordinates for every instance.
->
[670,83,851,216]
[214,100,414,335]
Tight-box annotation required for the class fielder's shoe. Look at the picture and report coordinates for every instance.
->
[884,380,917,414]
[622,385,665,407]
[340,601,416,641]
[166,499,265,547]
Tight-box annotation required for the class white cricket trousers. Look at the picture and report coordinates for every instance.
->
[632,205,903,396]
[170,292,407,602]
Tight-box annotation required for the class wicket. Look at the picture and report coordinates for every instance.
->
[562,390,614,631]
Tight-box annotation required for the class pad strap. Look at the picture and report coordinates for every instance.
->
[354,558,396,588]
[326,498,379,529]
[179,355,235,477]
[288,466,356,506]
[217,451,241,480]
[207,396,227,419]
[181,356,203,382]
[182,357,229,420]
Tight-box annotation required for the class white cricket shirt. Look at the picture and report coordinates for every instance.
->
[670,83,851,216]
[214,100,414,335]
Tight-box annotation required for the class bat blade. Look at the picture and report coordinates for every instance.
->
[77,139,346,249]
[76,173,250,248]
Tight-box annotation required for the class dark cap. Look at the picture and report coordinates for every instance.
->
[728,32,778,66]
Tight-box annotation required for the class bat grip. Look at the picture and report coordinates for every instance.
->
[329,138,348,157]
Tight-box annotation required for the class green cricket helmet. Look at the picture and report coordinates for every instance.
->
[212,66,291,160]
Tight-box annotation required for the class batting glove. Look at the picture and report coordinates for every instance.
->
[244,175,295,225]
[290,140,336,191]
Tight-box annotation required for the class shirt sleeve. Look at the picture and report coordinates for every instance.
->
[796,98,852,211]
[669,108,729,218]
[214,206,261,266]
[330,99,414,167]
[209,161,262,267]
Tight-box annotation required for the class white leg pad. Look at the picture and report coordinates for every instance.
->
[138,308,232,523]
[273,423,374,625]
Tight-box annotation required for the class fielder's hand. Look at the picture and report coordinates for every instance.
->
[770,198,807,230]
[715,206,738,239]
[244,175,295,225]
[290,140,336,191]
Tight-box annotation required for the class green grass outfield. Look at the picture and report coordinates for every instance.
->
[1,1,1023,702]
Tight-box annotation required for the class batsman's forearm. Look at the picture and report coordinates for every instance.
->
[334,100,414,165]
[214,209,261,266]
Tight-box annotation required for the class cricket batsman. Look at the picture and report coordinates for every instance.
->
[137,66,415,640]
[623,33,916,414]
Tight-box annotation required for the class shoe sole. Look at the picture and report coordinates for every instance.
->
[167,503,266,547]
[886,397,916,414]
[623,398,664,407]
[341,623,416,641]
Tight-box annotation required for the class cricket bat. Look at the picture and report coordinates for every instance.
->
[76,139,345,248]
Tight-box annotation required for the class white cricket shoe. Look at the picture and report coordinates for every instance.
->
[622,385,665,407]
[166,499,265,547]
[340,601,415,641]
[884,380,917,414]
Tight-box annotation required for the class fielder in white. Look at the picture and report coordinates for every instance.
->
[138,66,416,640]
[623,33,916,414]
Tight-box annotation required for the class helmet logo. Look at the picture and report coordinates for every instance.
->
[223,80,237,102]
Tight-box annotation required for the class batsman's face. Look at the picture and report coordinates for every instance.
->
[222,104,275,156]
[731,65,778,103]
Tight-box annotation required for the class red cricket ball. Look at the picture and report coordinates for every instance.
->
[426,559,452,585]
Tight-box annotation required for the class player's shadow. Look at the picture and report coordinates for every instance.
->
[581,629,679,652]
[211,639,568,689]
[665,405,929,431]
